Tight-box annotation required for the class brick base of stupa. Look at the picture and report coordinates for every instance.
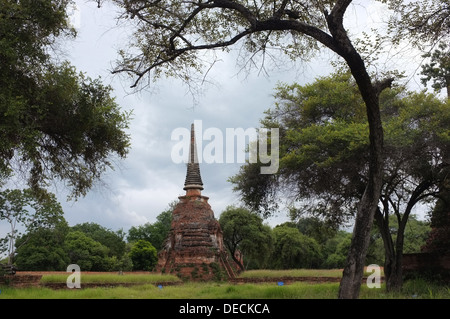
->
[156,194,238,281]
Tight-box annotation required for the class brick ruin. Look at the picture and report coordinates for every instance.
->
[403,206,450,282]
[155,124,238,281]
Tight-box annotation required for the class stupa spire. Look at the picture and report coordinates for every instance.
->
[184,123,203,193]
[155,122,239,280]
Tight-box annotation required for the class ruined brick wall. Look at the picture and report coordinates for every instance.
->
[156,194,238,281]
[0,274,42,287]
[402,253,450,281]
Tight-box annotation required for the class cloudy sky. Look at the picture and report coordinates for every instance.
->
[46,0,427,234]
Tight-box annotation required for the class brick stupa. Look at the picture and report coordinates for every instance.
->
[156,123,237,280]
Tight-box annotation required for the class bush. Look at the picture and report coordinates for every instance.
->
[129,240,157,271]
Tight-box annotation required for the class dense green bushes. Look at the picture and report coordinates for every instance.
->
[7,205,430,272]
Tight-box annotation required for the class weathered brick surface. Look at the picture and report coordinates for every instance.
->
[402,252,450,281]
[0,274,42,287]
[156,194,238,281]
[156,123,239,281]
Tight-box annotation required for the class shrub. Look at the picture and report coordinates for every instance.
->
[129,240,157,271]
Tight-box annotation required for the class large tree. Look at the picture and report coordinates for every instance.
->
[231,72,449,290]
[219,206,273,270]
[0,189,65,265]
[105,0,397,298]
[14,221,70,271]
[64,230,112,271]
[129,239,158,271]
[270,223,322,269]
[72,222,127,258]
[0,0,131,198]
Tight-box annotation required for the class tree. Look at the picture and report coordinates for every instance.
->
[64,231,112,271]
[127,207,173,251]
[231,72,449,290]
[72,222,127,258]
[0,0,131,197]
[129,239,157,271]
[106,0,397,298]
[290,215,339,246]
[270,224,322,269]
[0,189,65,265]
[14,221,70,271]
[420,42,450,99]
[422,188,450,254]
[387,0,450,47]
[219,206,273,270]
[386,1,450,263]
[322,231,352,269]
[375,92,448,290]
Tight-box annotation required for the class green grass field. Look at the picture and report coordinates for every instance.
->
[238,269,344,278]
[0,270,448,299]
[40,273,180,284]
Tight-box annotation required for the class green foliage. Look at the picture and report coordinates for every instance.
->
[127,207,173,250]
[12,221,131,271]
[368,214,431,262]
[64,231,112,271]
[321,231,352,269]
[270,224,322,269]
[290,215,339,245]
[420,42,450,97]
[0,0,131,197]
[233,72,448,226]
[219,206,273,270]
[232,73,447,288]
[386,0,450,46]
[14,222,70,271]
[72,222,126,258]
[129,240,157,271]
[422,188,450,254]
[0,188,65,264]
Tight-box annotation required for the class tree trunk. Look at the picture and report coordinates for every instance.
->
[337,56,385,299]
[338,186,382,298]
[380,225,403,292]
[231,252,245,271]
[389,216,407,291]
[226,243,245,271]
[385,252,403,291]
[320,4,387,298]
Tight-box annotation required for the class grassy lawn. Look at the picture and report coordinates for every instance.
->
[40,273,180,284]
[0,270,448,299]
[238,269,344,278]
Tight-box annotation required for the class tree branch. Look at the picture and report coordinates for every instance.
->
[374,77,395,96]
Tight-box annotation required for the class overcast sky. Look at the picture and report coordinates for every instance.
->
[54,0,328,233]
[23,1,429,235]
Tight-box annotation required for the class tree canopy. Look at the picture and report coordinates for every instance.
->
[232,73,448,221]
[0,0,131,197]
[129,239,157,271]
[0,188,65,264]
[387,0,450,46]
[219,206,273,270]
[231,72,449,290]
[420,42,450,98]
